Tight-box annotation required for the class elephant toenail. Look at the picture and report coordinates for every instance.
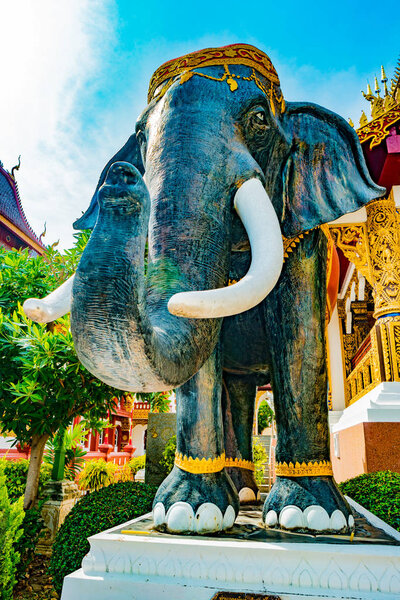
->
[153,502,166,527]
[166,502,194,533]
[279,505,304,529]
[194,503,223,533]
[303,505,330,531]
[223,505,236,529]
[330,509,347,531]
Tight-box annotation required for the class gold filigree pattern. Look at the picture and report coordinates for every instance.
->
[282,232,307,259]
[225,457,255,471]
[329,224,371,284]
[366,194,400,319]
[275,460,333,477]
[175,452,226,474]
[148,43,280,103]
[356,102,400,149]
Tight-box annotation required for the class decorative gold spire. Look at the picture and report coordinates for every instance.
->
[359,59,400,127]
[359,110,368,127]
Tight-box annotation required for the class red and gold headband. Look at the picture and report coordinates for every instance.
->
[148,43,285,114]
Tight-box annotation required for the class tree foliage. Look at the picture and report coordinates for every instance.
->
[0,464,25,600]
[77,459,118,491]
[0,234,117,507]
[257,399,274,433]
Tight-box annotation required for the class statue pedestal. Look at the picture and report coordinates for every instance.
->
[37,479,81,556]
[61,503,400,600]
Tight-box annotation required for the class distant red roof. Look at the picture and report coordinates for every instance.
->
[0,162,45,252]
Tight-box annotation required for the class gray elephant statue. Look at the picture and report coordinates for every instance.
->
[24,44,384,535]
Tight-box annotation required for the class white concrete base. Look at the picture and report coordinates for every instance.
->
[331,382,400,434]
[61,511,400,600]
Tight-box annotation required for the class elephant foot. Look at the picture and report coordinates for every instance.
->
[226,466,260,505]
[152,466,239,534]
[262,476,354,534]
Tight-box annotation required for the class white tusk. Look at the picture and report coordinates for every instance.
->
[168,178,283,319]
[22,274,75,323]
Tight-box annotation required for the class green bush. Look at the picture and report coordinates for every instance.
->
[129,455,146,480]
[0,465,25,600]
[339,470,400,532]
[0,459,51,502]
[78,459,118,491]
[257,399,274,433]
[49,481,157,593]
[252,440,268,486]
[14,503,45,581]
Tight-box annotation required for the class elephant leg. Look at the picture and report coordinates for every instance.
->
[222,372,260,504]
[152,345,239,534]
[262,230,353,533]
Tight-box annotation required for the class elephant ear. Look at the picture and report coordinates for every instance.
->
[273,101,385,239]
[73,133,144,230]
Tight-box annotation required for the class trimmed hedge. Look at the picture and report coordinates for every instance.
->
[49,481,157,593]
[0,459,51,502]
[339,470,400,532]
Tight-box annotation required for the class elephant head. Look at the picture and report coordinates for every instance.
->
[25,44,384,393]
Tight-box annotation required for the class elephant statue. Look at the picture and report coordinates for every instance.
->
[23,44,384,535]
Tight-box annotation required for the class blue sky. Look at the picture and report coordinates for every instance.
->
[1,0,399,248]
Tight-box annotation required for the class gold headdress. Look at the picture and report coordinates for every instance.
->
[148,43,285,115]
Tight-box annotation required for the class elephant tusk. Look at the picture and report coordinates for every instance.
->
[168,178,284,319]
[23,274,75,323]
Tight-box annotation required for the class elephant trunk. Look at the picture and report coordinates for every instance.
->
[70,161,229,391]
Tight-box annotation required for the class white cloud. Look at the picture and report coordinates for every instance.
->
[0,0,117,249]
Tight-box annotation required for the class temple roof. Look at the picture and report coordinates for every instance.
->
[0,160,44,251]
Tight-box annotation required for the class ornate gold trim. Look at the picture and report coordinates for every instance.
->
[148,43,280,103]
[275,460,333,477]
[225,457,255,471]
[356,102,400,149]
[175,452,226,474]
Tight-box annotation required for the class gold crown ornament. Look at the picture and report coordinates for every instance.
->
[148,43,285,115]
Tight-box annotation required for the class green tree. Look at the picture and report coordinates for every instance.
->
[0,236,116,509]
[257,399,275,433]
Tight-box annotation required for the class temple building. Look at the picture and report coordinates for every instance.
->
[0,158,45,254]
[327,58,400,481]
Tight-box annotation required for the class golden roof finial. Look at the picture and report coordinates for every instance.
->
[348,117,354,128]
[359,110,368,127]
[360,58,399,128]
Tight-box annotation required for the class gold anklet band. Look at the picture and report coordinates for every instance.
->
[175,452,226,474]
[275,460,333,477]
[174,453,256,474]
[225,457,255,471]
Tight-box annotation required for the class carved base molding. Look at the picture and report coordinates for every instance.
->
[331,382,400,434]
[61,510,400,600]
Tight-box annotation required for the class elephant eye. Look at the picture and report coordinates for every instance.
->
[136,130,146,146]
[249,107,269,129]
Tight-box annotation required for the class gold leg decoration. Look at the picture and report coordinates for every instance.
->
[275,460,333,477]
[225,457,255,471]
[174,452,226,474]
[174,453,256,473]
